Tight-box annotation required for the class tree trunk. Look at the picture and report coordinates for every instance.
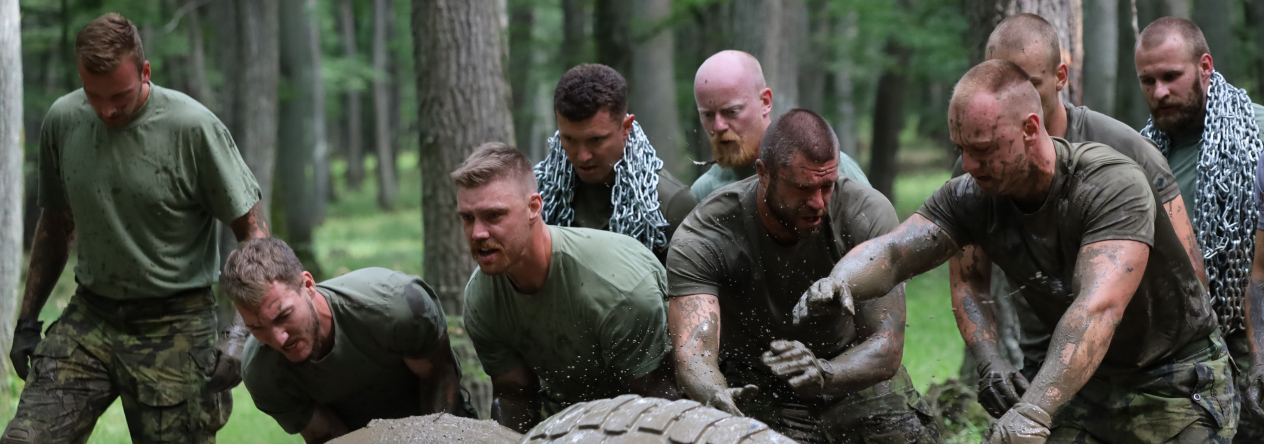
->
[964,0,1084,105]
[279,0,327,279]
[682,0,731,175]
[184,6,214,109]
[867,38,909,200]
[1116,0,1162,129]
[630,0,684,175]
[833,11,859,158]
[798,0,830,114]
[373,0,399,210]
[1165,0,1190,18]
[209,0,239,133]
[1083,0,1118,114]
[1193,0,1235,83]
[414,0,516,314]
[508,1,536,151]
[561,0,587,69]
[730,0,804,117]
[1250,1,1264,96]
[340,0,366,191]
[595,0,633,75]
[0,0,22,401]
[237,0,279,222]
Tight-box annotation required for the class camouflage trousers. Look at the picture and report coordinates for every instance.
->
[1048,331,1239,443]
[726,363,944,444]
[1223,328,1264,443]
[1,287,232,444]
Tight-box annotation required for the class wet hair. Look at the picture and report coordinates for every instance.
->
[758,109,839,173]
[221,238,306,309]
[76,13,145,75]
[553,64,628,122]
[986,13,1061,72]
[450,142,538,193]
[950,59,1040,121]
[1138,17,1211,64]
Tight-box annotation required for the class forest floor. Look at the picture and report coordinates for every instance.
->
[0,143,988,443]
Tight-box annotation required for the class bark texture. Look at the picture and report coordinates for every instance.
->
[508,1,536,152]
[373,0,399,210]
[414,0,516,314]
[237,0,280,222]
[0,0,22,400]
[630,0,684,174]
[279,0,327,278]
[965,0,1084,105]
[730,0,804,116]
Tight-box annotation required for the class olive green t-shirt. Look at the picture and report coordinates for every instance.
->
[463,226,671,406]
[571,169,697,262]
[918,139,1215,374]
[952,103,1179,204]
[690,150,870,201]
[242,268,448,434]
[38,84,260,300]
[667,175,899,368]
[1167,103,1264,211]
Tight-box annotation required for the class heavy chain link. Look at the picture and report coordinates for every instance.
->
[1141,71,1264,334]
[534,119,670,252]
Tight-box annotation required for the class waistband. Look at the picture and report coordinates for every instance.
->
[74,284,216,322]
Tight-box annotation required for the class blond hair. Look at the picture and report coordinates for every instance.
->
[221,239,306,309]
[450,142,538,192]
[75,13,145,75]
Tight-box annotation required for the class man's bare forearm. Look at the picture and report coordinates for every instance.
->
[949,247,1005,360]
[20,209,75,321]
[830,215,959,302]
[1164,196,1206,287]
[1246,230,1264,366]
[669,295,729,404]
[230,201,271,243]
[819,285,906,396]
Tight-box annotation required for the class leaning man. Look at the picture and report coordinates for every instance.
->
[3,13,266,444]
[458,142,679,433]
[224,239,468,443]
[669,109,941,444]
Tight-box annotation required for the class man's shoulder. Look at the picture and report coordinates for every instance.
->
[551,226,664,287]
[1071,105,1162,157]
[44,89,93,125]
[319,268,419,314]
[147,85,225,130]
[682,177,753,230]
[689,164,727,200]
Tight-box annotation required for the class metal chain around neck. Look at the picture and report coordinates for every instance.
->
[534,119,669,252]
[1140,71,1263,334]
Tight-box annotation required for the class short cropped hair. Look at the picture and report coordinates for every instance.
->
[221,238,306,309]
[554,64,628,122]
[76,13,145,75]
[987,13,1061,72]
[949,59,1040,120]
[450,142,538,192]
[1139,17,1211,64]
[759,109,839,172]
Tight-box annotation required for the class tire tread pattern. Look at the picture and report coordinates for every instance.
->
[521,395,796,444]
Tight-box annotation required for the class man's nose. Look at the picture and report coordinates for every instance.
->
[962,154,981,174]
[272,327,288,347]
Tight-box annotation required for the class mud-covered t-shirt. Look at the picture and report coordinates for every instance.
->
[571,169,697,262]
[952,103,1179,204]
[919,139,1215,374]
[463,226,671,406]
[690,150,870,201]
[38,84,260,300]
[242,268,448,434]
[667,175,899,366]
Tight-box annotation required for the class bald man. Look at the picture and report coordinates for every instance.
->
[949,13,1205,422]
[795,59,1235,443]
[691,50,868,201]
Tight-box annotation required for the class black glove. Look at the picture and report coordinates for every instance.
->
[10,319,43,380]
[1244,363,1264,421]
[985,402,1051,444]
[977,356,1030,419]
[703,384,759,416]
[205,327,248,393]
[761,339,836,399]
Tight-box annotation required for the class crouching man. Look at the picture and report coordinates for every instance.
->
[668,109,941,443]
[456,142,679,433]
[224,239,469,444]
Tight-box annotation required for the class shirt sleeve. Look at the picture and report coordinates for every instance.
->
[36,110,68,209]
[666,220,725,298]
[831,178,900,249]
[599,272,670,380]
[1079,163,1156,246]
[242,347,316,435]
[914,176,978,247]
[462,277,526,377]
[379,274,447,359]
[195,120,261,223]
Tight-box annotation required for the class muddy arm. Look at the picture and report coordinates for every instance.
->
[490,365,542,433]
[949,246,1006,368]
[1020,239,1147,416]
[815,283,908,396]
[404,333,464,415]
[1164,195,1206,287]
[669,294,754,415]
[1242,231,1264,419]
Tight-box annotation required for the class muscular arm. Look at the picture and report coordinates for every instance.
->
[229,201,271,243]
[622,362,681,400]
[1247,230,1264,366]
[490,365,542,433]
[1020,239,1147,416]
[403,333,464,416]
[669,294,731,410]
[1164,195,1206,287]
[816,283,907,396]
[950,246,1005,365]
[18,208,75,322]
[298,406,351,444]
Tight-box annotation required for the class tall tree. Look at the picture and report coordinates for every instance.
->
[340,0,366,191]
[730,0,805,116]
[209,0,240,135]
[237,0,280,221]
[965,0,1084,105]
[183,5,213,108]
[1083,0,1118,114]
[278,0,327,277]
[560,0,587,69]
[508,0,536,152]
[1193,0,1235,83]
[630,0,684,174]
[414,0,516,314]
[373,0,399,210]
[0,0,21,400]
[867,37,910,200]
[798,0,831,114]
[595,0,632,75]
[1250,0,1264,95]
[833,10,860,158]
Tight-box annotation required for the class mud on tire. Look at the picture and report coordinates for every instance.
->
[522,394,796,443]
[328,413,522,444]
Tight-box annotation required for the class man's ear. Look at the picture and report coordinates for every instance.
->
[1199,53,1214,85]
[528,193,543,222]
[756,159,771,186]
[1023,113,1042,144]
[760,88,773,118]
[1055,62,1068,92]
[622,113,635,137]
[302,271,317,291]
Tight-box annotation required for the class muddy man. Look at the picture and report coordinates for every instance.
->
[795,60,1237,444]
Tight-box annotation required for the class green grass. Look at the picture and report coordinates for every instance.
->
[2,153,970,442]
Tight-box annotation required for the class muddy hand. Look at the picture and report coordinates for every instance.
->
[985,402,1051,444]
[706,385,759,416]
[206,329,247,392]
[976,356,1030,419]
[792,277,855,325]
[762,340,833,399]
[1246,363,1264,421]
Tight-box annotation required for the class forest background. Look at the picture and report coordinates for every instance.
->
[0,0,1258,442]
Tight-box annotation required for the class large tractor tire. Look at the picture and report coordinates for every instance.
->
[328,413,522,444]
[521,394,796,443]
